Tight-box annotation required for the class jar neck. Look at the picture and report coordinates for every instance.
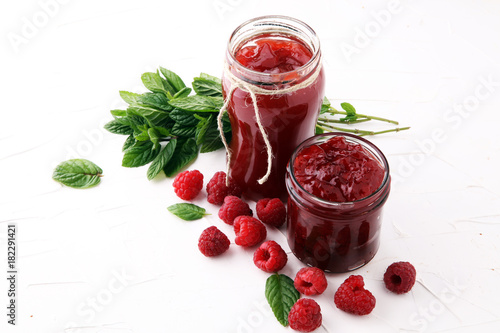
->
[226,15,322,87]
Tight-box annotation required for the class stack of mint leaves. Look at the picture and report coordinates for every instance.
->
[104,67,231,180]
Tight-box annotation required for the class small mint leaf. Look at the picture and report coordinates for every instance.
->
[52,159,103,189]
[340,102,356,116]
[265,273,300,327]
[167,203,207,221]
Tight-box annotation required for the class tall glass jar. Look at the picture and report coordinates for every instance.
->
[222,15,325,200]
[286,133,391,273]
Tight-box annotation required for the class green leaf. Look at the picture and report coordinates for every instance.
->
[141,72,169,95]
[172,87,192,99]
[52,159,103,189]
[341,102,356,116]
[265,274,300,327]
[169,109,199,126]
[171,123,197,137]
[192,75,223,97]
[147,139,177,180]
[167,203,207,221]
[148,127,160,149]
[119,91,142,104]
[122,134,136,151]
[154,126,170,137]
[110,109,127,117]
[195,115,211,145]
[127,105,170,126]
[139,93,172,111]
[168,95,223,112]
[199,114,230,153]
[320,96,331,114]
[159,67,186,93]
[122,141,160,168]
[104,120,134,135]
[163,138,198,177]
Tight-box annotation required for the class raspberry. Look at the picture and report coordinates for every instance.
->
[256,198,286,228]
[218,196,252,225]
[253,240,287,272]
[198,226,230,257]
[206,171,242,205]
[383,261,416,294]
[172,170,204,201]
[334,275,376,315]
[294,267,328,296]
[288,298,322,332]
[233,216,266,247]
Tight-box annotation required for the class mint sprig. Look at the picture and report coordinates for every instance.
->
[265,273,301,327]
[105,67,231,180]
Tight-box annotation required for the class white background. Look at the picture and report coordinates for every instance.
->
[2,0,500,332]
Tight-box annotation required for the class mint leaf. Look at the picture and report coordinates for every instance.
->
[104,120,133,135]
[265,274,300,327]
[172,86,192,99]
[139,93,172,111]
[320,96,331,114]
[163,138,198,177]
[122,141,160,168]
[167,203,207,221]
[52,159,103,189]
[168,95,223,112]
[169,109,199,126]
[340,102,356,116]
[127,105,170,126]
[159,67,186,93]
[110,109,127,117]
[192,74,223,97]
[122,134,136,151]
[147,139,177,180]
[119,91,142,104]
[171,123,197,137]
[141,72,170,95]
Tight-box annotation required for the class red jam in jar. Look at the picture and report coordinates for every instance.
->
[222,16,325,200]
[286,133,391,273]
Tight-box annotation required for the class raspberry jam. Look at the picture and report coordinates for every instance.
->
[286,133,391,273]
[222,16,325,200]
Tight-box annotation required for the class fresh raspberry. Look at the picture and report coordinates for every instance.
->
[206,171,242,205]
[383,261,416,294]
[172,170,203,201]
[334,275,376,315]
[198,226,230,257]
[233,216,266,247]
[294,267,328,296]
[256,198,286,228]
[253,240,287,273]
[218,196,252,225]
[288,298,322,332]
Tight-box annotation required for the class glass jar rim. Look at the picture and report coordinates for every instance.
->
[226,15,322,84]
[287,132,391,207]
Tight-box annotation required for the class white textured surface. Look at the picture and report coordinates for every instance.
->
[2,0,500,332]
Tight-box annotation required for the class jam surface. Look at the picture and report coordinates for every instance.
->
[293,136,384,202]
[224,33,324,200]
[234,35,313,74]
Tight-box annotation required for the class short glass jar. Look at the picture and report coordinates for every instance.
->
[222,15,325,200]
[285,133,391,273]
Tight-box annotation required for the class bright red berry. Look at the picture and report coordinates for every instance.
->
[234,216,266,247]
[198,226,230,257]
[206,171,242,205]
[218,196,252,225]
[294,267,328,296]
[334,275,376,315]
[256,198,286,228]
[383,261,416,294]
[288,298,322,332]
[253,240,287,273]
[172,170,204,201]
